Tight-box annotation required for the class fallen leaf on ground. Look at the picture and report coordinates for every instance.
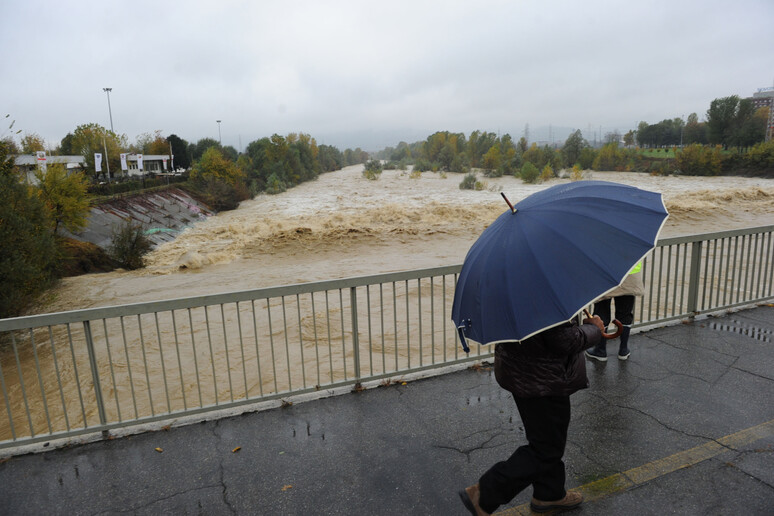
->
[282,485,293,491]
[232,446,241,453]
[155,447,163,453]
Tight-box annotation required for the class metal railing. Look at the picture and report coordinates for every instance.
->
[1,225,773,451]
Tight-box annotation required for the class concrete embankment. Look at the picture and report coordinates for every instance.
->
[71,187,213,249]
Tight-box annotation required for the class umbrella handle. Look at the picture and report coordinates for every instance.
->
[602,320,624,339]
[583,309,624,339]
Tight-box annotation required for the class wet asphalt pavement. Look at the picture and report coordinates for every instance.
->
[1,305,773,515]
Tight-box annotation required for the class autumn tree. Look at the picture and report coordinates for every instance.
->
[0,140,58,317]
[21,132,46,153]
[34,164,90,234]
[135,130,169,155]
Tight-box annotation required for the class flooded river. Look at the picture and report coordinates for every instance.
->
[35,167,774,313]
[3,167,774,441]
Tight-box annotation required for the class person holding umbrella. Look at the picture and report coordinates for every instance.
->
[452,182,668,514]
[459,313,605,515]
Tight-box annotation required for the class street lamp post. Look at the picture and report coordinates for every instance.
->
[216,120,222,144]
[103,88,114,133]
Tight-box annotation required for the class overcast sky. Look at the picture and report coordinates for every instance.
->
[2,0,773,152]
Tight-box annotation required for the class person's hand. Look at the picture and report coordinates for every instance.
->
[583,315,605,333]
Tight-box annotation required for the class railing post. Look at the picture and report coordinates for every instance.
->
[686,241,703,318]
[83,321,108,429]
[349,287,361,381]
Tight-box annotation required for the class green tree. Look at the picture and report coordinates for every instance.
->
[68,123,126,180]
[34,164,90,234]
[0,140,58,317]
[520,162,539,184]
[683,113,707,145]
[167,134,191,170]
[562,130,587,167]
[706,95,740,147]
[108,220,152,270]
[362,159,383,180]
[189,138,221,162]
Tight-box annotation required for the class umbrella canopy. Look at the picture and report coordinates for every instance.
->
[451,180,668,352]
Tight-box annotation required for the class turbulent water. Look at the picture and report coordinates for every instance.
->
[35,166,774,314]
[4,166,773,440]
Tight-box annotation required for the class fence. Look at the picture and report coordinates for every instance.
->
[1,225,773,452]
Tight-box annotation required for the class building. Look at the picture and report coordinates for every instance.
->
[747,87,774,141]
[124,154,172,177]
[750,86,774,110]
[13,154,86,184]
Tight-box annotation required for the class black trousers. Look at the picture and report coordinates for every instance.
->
[478,395,571,513]
[594,295,635,326]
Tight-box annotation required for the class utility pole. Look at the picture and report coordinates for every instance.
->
[103,88,114,133]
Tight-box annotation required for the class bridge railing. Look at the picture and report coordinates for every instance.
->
[1,225,772,451]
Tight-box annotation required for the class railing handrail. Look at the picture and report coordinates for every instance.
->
[4,225,774,331]
[1,224,773,453]
[0,265,462,332]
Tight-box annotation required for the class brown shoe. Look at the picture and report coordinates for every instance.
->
[458,483,491,516]
[530,490,583,513]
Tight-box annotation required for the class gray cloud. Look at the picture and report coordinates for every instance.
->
[2,0,773,151]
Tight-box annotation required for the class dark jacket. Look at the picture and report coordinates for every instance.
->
[494,320,601,398]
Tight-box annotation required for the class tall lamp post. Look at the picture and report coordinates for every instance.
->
[103,88,114,133]
[216,120,222,144]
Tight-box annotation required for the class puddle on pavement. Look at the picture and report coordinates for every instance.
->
[708,321,772,343]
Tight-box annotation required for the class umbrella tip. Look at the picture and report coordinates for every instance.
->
[501,192,516,213]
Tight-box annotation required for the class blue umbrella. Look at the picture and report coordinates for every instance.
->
[451,180,668,352]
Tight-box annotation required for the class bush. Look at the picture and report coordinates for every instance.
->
[362,159,383,180]
[570,164,583,181]
[520,162,540,184]
[108,220,152,270]
[412,159,432,172]
[459,172,477,190]
[674,144,723,176]
[539,164,554,182]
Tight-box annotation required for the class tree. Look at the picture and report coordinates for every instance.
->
[0,140,58,317]
[362,159,383,180]
[108,220,152,270]
[167,134,191,170]
[562,130,587,167]
[68,123,126,180]
[134,130,169,155]
[683,113,707,145]
[191,147,244,185]
[604,131,621,144]
[520,162,539,184]
[34,164,90,234]
[189,138,221,161]
[706,95,740,147]
[21,132,46,153]
[482,145,502,176]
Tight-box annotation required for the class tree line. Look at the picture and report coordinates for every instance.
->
[0,120,370,318]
